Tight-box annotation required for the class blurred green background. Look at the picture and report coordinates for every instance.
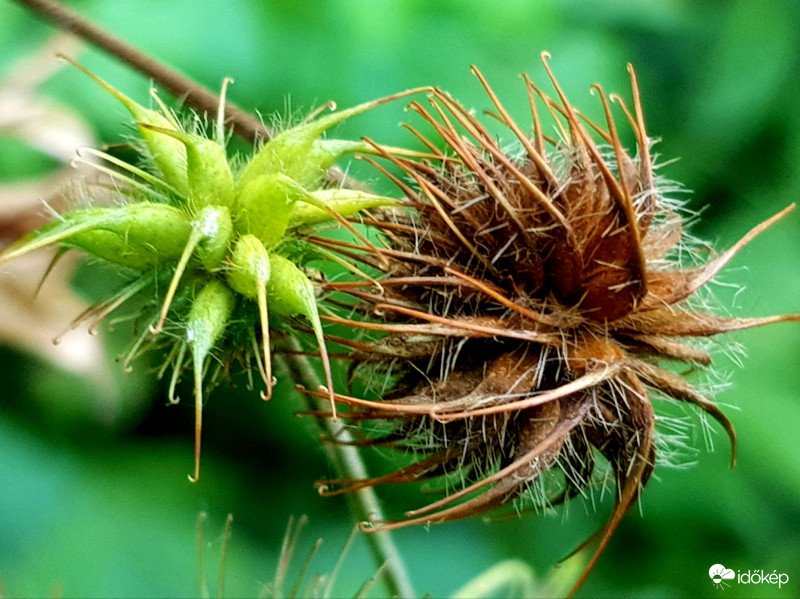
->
[1,1,798,597]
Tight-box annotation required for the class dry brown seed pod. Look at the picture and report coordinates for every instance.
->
[306,53,799,594]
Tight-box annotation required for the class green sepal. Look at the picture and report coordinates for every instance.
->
[185,279,236,482]
[267,253,318,319]
[149,205,233,335]
[266,253,335,412]
[287,188,397,229]
[238,97,400,191]
[225,234,274,400]
[235,174,306,248]
[226,234,270,298]
[302,138,372,185]
[0,204,192,271]
[66,58,189,194]
[141,125,235,210]
[186,279,236,360]
[194,206,233,270]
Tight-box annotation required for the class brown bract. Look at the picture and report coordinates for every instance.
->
[304,53,799,593]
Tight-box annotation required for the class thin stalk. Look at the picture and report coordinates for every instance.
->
[279,338,416,599]
[13,0,267,144]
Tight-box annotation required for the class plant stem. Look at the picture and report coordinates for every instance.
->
[279,340,416,599]
[13,0,268,144]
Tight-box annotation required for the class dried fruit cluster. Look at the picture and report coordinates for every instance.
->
[309,54,798,589]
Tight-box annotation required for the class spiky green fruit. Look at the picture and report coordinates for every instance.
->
[0,60,412,481]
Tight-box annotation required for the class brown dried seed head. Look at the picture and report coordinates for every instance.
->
[312,53,799,594]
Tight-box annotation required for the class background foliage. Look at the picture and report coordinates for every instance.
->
[1,1,798,597]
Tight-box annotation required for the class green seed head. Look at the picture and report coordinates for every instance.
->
[0,62,416,481]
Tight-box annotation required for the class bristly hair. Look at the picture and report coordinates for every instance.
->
[302,52,799,594]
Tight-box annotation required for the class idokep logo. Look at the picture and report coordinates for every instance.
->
[709,563,790,591]
[709,564,735,589]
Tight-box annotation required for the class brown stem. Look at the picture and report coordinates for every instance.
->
[13,0,268,143]
[13,0,362,189]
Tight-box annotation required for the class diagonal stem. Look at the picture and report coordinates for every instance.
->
[13,0,268,144]
[12,0,361,188]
